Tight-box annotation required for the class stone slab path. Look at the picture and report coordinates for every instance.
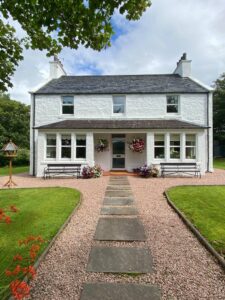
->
[81,283,161,300]
[82,176,161,299]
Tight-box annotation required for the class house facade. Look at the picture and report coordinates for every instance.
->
[30,54,213,177]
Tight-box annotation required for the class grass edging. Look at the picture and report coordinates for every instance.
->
[8,190,83,300]
[164,190,225,272]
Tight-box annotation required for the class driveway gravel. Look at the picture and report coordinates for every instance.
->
[0,171,225,299]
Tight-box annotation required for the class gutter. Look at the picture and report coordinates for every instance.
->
[207,92,210,172]
[32,94,36,176]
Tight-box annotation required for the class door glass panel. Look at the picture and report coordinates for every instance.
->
[113,158,125,168]
[112,135,125,168]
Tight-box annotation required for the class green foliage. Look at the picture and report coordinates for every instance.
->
[0,187,80,298]
[0,165,29,176]
[168,186,225,256]
[0,0,151,92]
[213,73,225,142]
[0,94,30,150]
[0,20,23,92]
[213,157,225,170]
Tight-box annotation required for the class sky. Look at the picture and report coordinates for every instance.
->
[7,0,225,104]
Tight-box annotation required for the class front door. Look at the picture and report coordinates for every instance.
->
[112,134,125,169]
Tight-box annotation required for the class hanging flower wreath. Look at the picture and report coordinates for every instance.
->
[128,138,145,153]
[95,139,109,152]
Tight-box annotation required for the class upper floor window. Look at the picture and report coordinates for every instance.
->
[167,95,179,113]
[113,96,125,114]
[62,96,74,114]
[46,134,56,159]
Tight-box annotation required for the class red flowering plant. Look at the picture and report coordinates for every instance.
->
[0,205,19,224]
[3,235,44,300]
[128,138,145,153]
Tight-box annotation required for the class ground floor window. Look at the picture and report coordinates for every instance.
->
[46,134,56,158]
[76,135,86,158]
[185,134,196,159]
[170,134,180,159]
[61,134,71,158]
[154,134,165,159]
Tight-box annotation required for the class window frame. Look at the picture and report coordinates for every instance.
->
[61,96,74,115]
[185,134,196,160]
[76,135,86,159]
[169,133,181,159]
[61,134,72,159]
[154,134,165,159]
[166,95,180,114]
[112,95,126,115]
[46,133,57,160]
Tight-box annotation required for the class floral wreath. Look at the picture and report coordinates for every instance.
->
[128,138,145,153]
[95,139,109,152]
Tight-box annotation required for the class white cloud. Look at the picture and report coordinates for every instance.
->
[8,0,225,104]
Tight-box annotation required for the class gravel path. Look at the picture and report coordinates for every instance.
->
[0,171,225,299]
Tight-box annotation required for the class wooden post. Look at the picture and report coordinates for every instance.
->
[3,158,17,188]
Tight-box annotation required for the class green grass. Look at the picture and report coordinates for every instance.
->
[167,186,225,258]
[0,165,29,176]
[213,157,225,170]
[0,187,80,299]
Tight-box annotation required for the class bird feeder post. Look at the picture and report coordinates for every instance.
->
[1,140,18,188]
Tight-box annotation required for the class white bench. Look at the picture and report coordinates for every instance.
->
[160,163,201,178]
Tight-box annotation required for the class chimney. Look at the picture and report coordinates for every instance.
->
[173,53,191,77]
[49,55,67,79]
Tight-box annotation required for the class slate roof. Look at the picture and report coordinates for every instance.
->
[34,74,208,94]
[36,119,207,130]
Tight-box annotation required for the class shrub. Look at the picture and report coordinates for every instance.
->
[82,164,103,179]
[0,148,29,167]
[135,164,159,178]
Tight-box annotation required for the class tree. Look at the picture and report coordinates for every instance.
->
[0,93,30,148]
[0,0,151,91]
[213,73,225,142]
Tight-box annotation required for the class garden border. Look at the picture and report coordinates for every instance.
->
[164,190,225,272]
[8,188,83,300]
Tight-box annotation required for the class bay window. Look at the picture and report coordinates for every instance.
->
[185,134,196,159]
[76,135,86,159]
[154,134,165,159]
[61,134,71,158]
[46,134,56,159]
[170,134,180,159]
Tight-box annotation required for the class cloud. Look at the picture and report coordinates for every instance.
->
[8,0,225,104]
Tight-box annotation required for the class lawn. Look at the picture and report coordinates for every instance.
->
[167,186,225,258]
[0,165,29,176]
[0,187,80,299]
[213,157,225,170]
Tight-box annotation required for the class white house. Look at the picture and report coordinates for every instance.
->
[30,54,213,177]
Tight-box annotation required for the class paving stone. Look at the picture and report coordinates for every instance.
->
[80,283,161,300]
[86,247,153,273]
[100,206,138,215]
[110,176,128,180]
[108,181,130,185]
[107,185,132,191]
[103,197,134,206]
[94,217,146,241]
[105,190,133,197]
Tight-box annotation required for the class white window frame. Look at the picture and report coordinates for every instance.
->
[61,96,74,115]
[169,133,181,159]
[76,135,86,159]
[185,134,196,160]
[166,95,180,114]
[61,134,72,159]
[112,95,126,115]
[154,134,165,159]
[45,134,57,160]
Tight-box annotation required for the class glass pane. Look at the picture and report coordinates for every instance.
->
[113,96,125,113]
[154,147,165,159]
[47,134,56,146]
[76,135,86,146]
[113,104,124,113]
[62,135,71,146]
[186,134,196,146]
[170,134,180,146]
[76,147,86,158]
[61,147,71,158]
[170,147,180,159]
[62,105,74,114]
[186,147,196,159]
[113,158,125,168]
[167,105,178,113]
[155,134,165,146]
[46,147,56,158]
[113,96,125,104]
[167,95,178,104]
[113,140,125,154]
[62,96,73,104]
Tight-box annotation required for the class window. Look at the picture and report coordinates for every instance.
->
[76,135,86,159]
[154,134,165,159]
[61,134,71,158]
[62,96,74,114]
[170,134,180,159]
[167,95,179,113]
[185,134,196,159]
[46,134,56,159]
[113,96,125,114]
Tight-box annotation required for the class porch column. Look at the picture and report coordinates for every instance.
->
[165,133,170,161]
[146,132,154,165]
[181,133,185,161]
[56,133,61,160]
[86,132,95,166]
